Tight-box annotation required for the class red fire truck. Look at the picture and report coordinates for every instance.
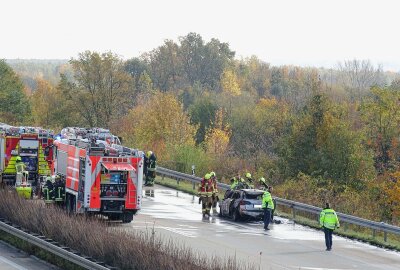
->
[0,124,53,188]
[52,136,143,223]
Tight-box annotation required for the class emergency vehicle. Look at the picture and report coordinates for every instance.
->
[52,130,143,223]
[0,123,54,188]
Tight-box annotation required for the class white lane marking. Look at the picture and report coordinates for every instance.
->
[0,255,29,270]
[130,225,197,238]
[162,227,197,238]
[296,266,354,270]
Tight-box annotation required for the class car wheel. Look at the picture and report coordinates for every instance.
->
[232,208,240,221]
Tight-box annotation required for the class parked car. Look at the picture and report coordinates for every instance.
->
[219,189,264,221]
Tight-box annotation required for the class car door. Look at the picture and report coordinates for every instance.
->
[229,191,241,216]
[221,190,233,216]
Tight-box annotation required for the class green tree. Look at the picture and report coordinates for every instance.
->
[60,51,133,127]
[189,95,218,144]
[361,86,400,173]
[280,94,375,187]
[0,60,31,124]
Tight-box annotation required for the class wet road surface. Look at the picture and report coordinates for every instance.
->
[0,241,58,270]
[127,185,400,270]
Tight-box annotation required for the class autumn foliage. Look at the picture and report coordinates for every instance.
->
[3,33,400,225]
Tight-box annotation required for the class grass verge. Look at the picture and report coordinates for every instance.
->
[155,176,199,195]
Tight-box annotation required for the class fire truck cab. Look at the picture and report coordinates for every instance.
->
[0,124,53,191]
[52,135,143,223]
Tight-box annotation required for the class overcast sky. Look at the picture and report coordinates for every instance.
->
[1,0,399,71]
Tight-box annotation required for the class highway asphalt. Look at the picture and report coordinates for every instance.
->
[0,241,58,270]
[126,184,400,270]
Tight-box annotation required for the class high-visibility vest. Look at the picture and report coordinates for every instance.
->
[320,208,340,229]
[15,162,26,173]
[262,191,274,209]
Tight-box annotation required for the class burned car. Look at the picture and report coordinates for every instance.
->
[219,189,265,221]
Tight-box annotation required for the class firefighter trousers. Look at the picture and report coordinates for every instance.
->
[211,193,219,213]
[200,196,212,216]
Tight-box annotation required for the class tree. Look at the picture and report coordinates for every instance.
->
[280,94,375,187]
[221,68,241,96]
[338,59,384,101]
[0,60,31,124]
[31,78,81,128]
[61,51,133,127]
[361,86,400,173]
[189,95,218,144]
[120,92,197,160]
[31,79,57,127]
[144,40,181,91]
[204,109,231,157]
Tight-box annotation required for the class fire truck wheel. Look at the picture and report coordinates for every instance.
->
[122,213,133,223]
[66,193,76,214]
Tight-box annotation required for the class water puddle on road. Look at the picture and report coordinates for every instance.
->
[140,186,334,241]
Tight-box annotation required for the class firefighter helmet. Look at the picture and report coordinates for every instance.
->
[246,172,251,178]
[205,173,211,180]
[210,171,216,177]
[16,156,22,162]
[259,177,266,184]
[146,151,153,158]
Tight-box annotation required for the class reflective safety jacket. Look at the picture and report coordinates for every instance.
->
[230,178,239,189]
[320,208,340,230]
[15,162,26,173]
[198,178,214,196]
[262,191,274,209]
[245,177,254,189]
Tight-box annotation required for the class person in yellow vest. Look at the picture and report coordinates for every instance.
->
[320,202,340,251]
[15,156,28,182]
[15,156,32,199]
[262,186,274,230]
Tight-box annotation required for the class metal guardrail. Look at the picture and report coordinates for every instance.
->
[157,166,400,240]
[0,218,112,270]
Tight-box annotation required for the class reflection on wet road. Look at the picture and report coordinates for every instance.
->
[130,185,400,270]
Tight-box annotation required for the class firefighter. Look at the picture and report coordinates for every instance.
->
[258,177,269,190]
[230,176,238,190]
[144,151,157,186]
[42,176,54,204]
[53,175,65,205]
[198,173,214,218]
[210,171,219,214]
[262,185,274,230]
[244,172,254,189]
[15,156,32,199]
[15,156,28,184]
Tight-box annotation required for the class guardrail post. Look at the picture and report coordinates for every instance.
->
[372,229,376,239]
[192,182,195,190]
[162,174,165,181]
[177,177,180,185]
[344,223,348,232]
[384,232,387,242]
[292,207,296,221]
